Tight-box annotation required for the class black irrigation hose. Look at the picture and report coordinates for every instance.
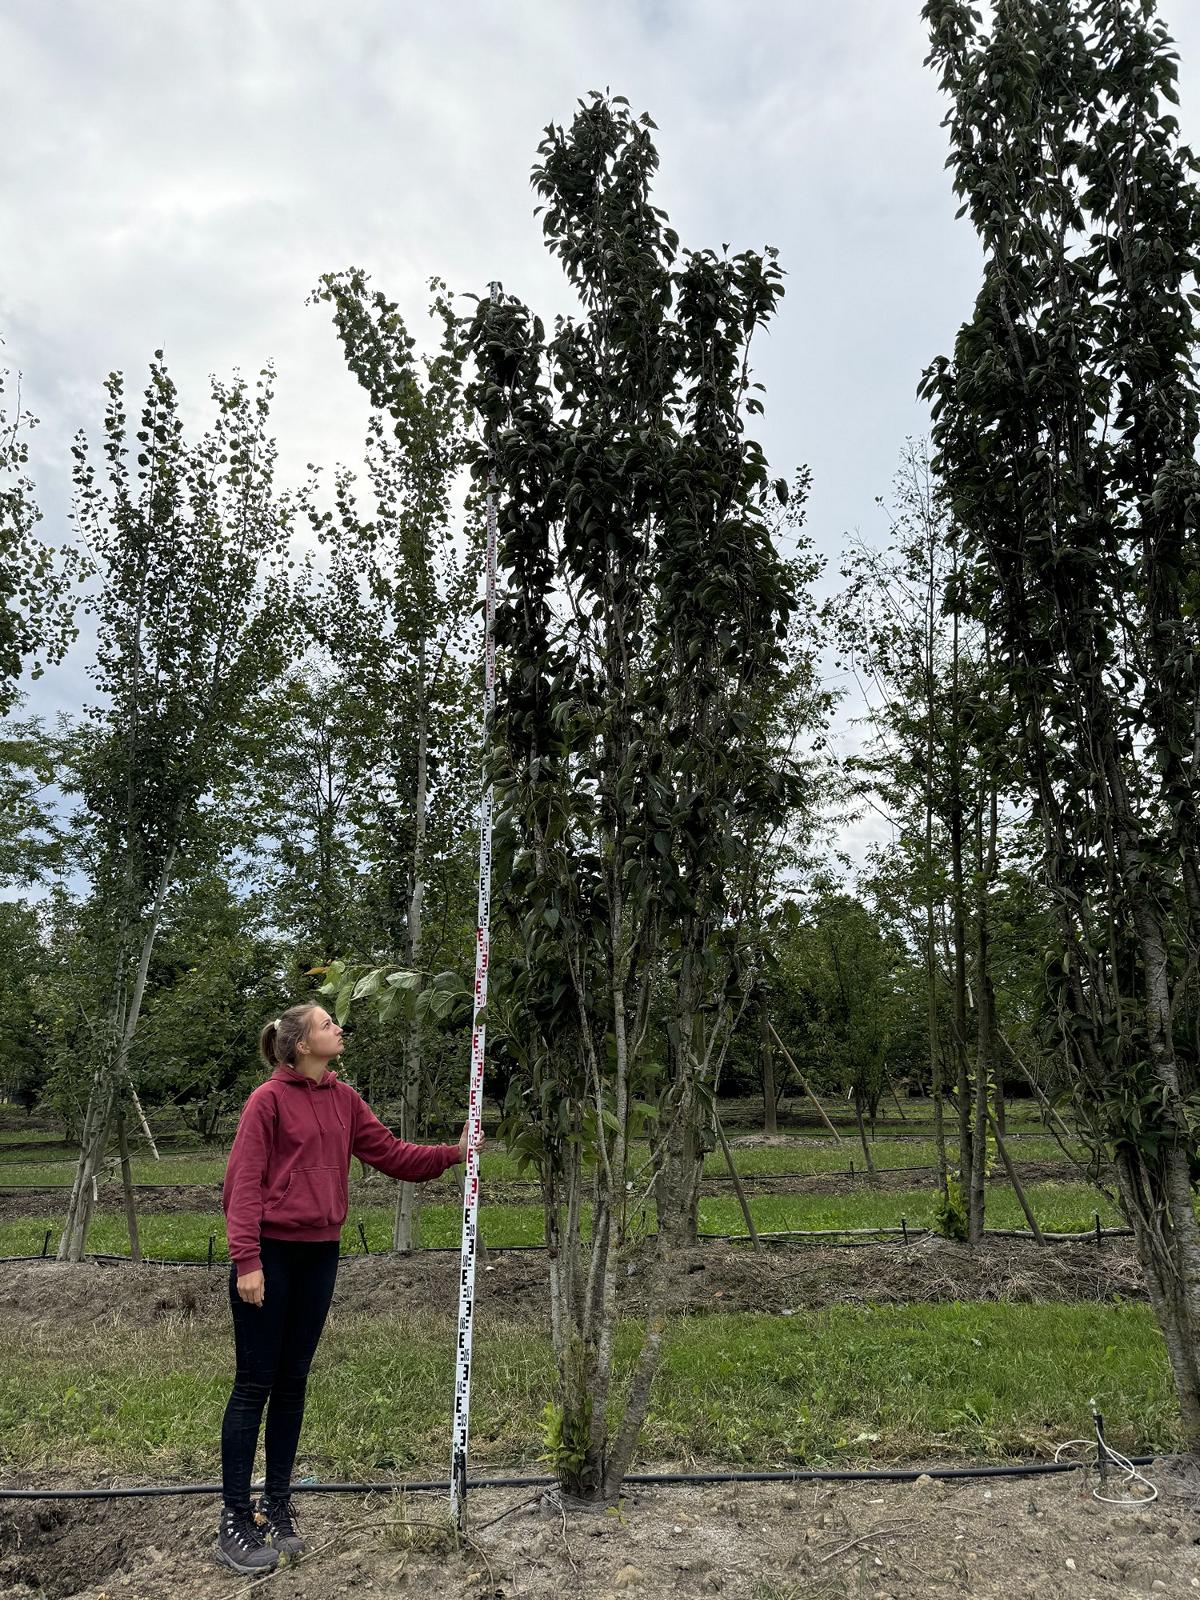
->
[0,1456,1162,1502]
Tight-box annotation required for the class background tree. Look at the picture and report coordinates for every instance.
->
[57,356,309,1260]
[922,0,1200,1438]
[310,272,481,1249]
[0,346,82,715]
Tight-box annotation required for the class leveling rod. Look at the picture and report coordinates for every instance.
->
[450,283,500,1527]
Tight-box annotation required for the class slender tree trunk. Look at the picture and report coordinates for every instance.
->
[60,844,178,1262]
[923,507,948,1196]
[394,685,429,1254]
[854,1091,877,1185]
[950,798,972,1206]
[116,1107,142,1263]
[968,787,998,1245]
[760,1003,776,1136]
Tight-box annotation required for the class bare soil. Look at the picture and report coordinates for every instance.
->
[0,1236,1147,1333]
[1,1463,1196,1599]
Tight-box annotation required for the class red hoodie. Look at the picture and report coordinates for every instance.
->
[222,1064,461,1274]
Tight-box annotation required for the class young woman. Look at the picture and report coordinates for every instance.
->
[217,1002,480,1574]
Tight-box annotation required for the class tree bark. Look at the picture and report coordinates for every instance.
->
[116,1107,142,1263]
[394,682,429,1254]
[760,1003,777,1136]
[59,843,177,1262]
[854,1092,877,1185]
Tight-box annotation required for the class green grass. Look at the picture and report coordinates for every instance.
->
[698,1182,1124,1237]
[0,1301,1178,1476]
[0,1180,1124,1261]
[702,1135,1085,1177]
[0,1134,1088,1189]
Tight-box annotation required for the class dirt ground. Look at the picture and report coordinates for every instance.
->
[1,1462,1197,1600]
[0,1235,1148,1332]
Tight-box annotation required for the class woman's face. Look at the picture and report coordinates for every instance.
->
[301,1008,344,1064]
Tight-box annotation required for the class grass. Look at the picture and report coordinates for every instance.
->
[0,1133,1089,1188]
[0,1180,1125,1261]
[701,1134,1084,1177]
[0,1301,1179,1476]
[697,1182,1124,1237]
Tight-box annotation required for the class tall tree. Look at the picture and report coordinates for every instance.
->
[311,272,481,1249]
[57,356,308,1259]
[0,347,82,714]
[465,92,810,1501]
[922,0,1200,1437]
[837,442,1017,1234]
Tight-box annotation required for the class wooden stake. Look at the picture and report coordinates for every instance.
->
[712,1108,761,1250]
[767,1022,844,1143]
[986,1106,1043,1244]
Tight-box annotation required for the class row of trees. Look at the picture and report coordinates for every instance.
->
[2,0,1198,1489]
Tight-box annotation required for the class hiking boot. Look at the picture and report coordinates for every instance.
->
[260,1494,306,1557]
[216,1505,280,1574]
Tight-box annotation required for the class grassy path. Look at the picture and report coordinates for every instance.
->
[0,1300,1176,1477]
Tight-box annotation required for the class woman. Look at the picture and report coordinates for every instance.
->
[217,1002,479,1574]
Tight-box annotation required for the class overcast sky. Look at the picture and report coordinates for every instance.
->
[3,0,1199,864]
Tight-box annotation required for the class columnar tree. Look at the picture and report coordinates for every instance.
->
[838,442,1021,1236]
[0,347,82,713]
[58,358,307,1259]
[311,273,481,1248]
[466,93,808,1500]
[922,0,1200,1435]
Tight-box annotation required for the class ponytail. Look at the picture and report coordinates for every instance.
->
[259,1004,320,1071]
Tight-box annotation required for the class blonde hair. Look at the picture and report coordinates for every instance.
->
[259,1004,321,1070]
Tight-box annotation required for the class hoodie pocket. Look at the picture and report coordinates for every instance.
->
[270,1166,346,1231]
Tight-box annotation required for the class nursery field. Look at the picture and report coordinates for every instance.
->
[1,1243,1197,1600]
[3,1100,1192,1600]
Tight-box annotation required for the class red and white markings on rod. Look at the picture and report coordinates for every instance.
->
[450,290,500,1526]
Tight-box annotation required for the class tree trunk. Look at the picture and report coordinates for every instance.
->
[116,1107,142,1263]
[59,845,177,1262]
[968,786,998,1245]
[950,796,972,1208]
[854,1091,877,1185]
[394,686,429,1255]
[654,1074,700,1249]
[760,1004,777,1136]
[948,606,972,1205]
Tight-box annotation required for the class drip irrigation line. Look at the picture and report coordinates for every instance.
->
[0,1456,1162,1502]
[0,1221,1134,1271]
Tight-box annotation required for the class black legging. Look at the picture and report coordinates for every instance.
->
[221,1238,340,1511]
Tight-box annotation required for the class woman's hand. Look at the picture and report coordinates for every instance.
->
[236,1269,265,1307]
[458,1121,485,1164]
